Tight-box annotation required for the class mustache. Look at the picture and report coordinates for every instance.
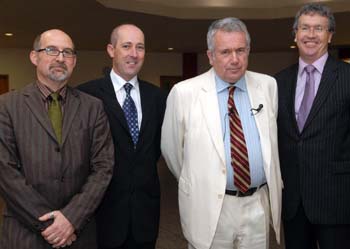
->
[49,62,67,71]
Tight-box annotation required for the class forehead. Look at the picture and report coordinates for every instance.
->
[116,25,144,44]
[40,31,74,49]
[214,30,247,49]
[298,13,329,25]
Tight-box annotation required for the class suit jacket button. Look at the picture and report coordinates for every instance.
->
[55,147,60,152]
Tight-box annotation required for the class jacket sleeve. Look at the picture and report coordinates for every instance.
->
[60,101,114,232]
[161,86,185,180]
[0,95,54,233]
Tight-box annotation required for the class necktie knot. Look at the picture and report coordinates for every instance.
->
[124,83,133,95]
[305,65,316,74]
[228,86,236,97]
[50,92,60,101]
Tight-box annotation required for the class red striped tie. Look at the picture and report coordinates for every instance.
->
[228,86,251,193]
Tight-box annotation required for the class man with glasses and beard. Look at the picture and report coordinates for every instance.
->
[0,29,114,249]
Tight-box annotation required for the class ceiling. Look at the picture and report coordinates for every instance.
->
[0,0,349,53]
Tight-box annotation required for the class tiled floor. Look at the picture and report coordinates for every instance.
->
[0,159,284,249]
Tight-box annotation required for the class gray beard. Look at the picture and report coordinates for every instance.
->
[48,70,69,83]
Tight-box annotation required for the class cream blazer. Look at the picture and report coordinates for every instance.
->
[161,68,283,249]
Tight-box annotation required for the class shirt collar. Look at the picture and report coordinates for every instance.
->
[110,69,139,92]
[298,52,328,76]
[36,80,67,101]
[214,71,247,94]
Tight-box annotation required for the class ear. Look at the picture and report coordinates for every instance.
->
[29,50,38,66]
[207,50,214,66]
[107,44,115,58]
[328,33,333,43]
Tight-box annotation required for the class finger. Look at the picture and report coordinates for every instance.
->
[71,234,77,242]
[52,237,67,248]
[41,226,56,237]
[38,211,55,221]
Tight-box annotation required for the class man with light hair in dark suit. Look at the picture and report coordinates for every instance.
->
[0,29,114,249]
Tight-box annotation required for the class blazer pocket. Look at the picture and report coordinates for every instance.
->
[331,161,350,174]
[178,177,190,196]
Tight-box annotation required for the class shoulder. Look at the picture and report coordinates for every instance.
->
[246,70,275,82]
[172,69,213,93]
[274,64,298,82]
[69,87,103,106]
[139,79,167,102]
[77,77,107,92]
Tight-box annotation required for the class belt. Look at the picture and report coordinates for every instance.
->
[225,183,267,197]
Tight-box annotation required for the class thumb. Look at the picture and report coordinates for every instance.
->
[38,211,55,221]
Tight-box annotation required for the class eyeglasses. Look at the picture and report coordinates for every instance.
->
[297,25,328,34]
[36,46,76,58]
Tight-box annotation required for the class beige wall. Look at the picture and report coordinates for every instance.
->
[0,49,183,90]
[1,48,327,92]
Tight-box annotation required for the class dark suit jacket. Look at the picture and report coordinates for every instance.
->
[0,84,114,249]
[276,55,350,224]
[77,75,166,248]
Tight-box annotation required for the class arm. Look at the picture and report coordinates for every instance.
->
[161,86,185,180]
[0,96,54,232]
[60,101,114,232]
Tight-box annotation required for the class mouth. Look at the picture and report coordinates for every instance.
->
[50,63,67,71]
[126,61,137,66]
[303,40,318,47]
[227,68,241,73]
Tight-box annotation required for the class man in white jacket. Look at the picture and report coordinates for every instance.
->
[161,17,283,249]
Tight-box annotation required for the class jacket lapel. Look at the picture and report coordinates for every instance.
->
[302,56,338,131]
[245,72,271,173]
[61,87,80,145]
[23,83,57,142]
[137,81,152,148]
[100,76,130,134]
[200,69,226,166]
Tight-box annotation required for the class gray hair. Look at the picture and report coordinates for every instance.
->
[33,34,42,50]
[293,3,336,34]
[207,17,251,51]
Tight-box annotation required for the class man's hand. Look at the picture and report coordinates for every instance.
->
[39,210,75,248]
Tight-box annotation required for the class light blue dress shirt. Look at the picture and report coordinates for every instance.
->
[215,73,266,190]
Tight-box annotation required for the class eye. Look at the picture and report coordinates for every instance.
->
[136,45,145,51]
[300,25,309,31]
[236,48,246,55]
[122,44,131,49]
[62,48,76,57]
[46,46,59,53]
[315,26,323,32]
[220,49,230,56]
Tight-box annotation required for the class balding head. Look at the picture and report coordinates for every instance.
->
[30,29,77,91]
[110,24,144,47]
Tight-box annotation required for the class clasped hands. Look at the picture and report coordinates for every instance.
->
[39,210,76,248]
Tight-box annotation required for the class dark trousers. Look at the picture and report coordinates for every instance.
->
[99,233,156,249]
[283,203,350,249]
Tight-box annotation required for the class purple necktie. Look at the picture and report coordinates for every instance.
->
[297,65,316,131]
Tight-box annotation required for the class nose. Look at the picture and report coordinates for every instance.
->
[130,47,137,57]
[230,51,239,64]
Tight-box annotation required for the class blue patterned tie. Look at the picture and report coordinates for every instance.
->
[122,83,139,147]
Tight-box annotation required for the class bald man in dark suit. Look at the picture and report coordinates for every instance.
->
[0,29,114,249]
